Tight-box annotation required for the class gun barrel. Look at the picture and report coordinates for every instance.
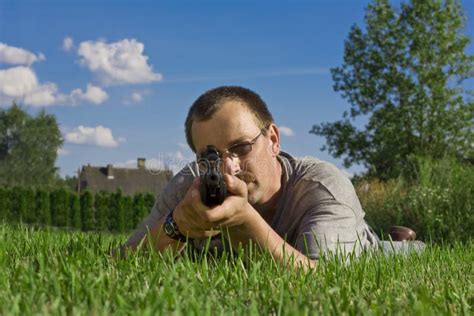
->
[199,145,227,206]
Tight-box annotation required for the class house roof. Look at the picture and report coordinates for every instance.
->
[79,164,172,196]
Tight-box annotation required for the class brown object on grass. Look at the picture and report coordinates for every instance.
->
[389,226,417,241]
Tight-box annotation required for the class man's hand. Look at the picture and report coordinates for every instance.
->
[205,173,256,230]
[132,173,316,270]
[173,174,258,240]
[173,177,221,239]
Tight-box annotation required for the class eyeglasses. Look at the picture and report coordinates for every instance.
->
[221,129,266,159]
[198,128,267,160]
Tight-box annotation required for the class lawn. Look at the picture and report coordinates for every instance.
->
[0,223,472,315]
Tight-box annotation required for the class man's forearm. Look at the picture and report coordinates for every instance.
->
[124,218,186,254]
[227,208,317,270]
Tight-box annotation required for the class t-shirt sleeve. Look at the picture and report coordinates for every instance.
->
[125,165,196,247]
[294,182,366,260]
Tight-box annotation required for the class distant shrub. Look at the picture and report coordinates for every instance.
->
[70,193,81,230]
[144,193,155,213]
[123,195,133,231]
[109,190,125,233]
[0,186,159,233]
[23,189,36,223]
[132,193,147,229]
[35,190,51,225]
[358,156,473,243]
[0,187,12,222]
[10,187,27,223]
[94,192,109,231]
[80,191,94,231]
[50,188,70,227]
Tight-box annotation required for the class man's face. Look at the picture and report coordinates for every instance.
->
[192,100,280,205]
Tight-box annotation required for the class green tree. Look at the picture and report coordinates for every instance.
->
[0,103,63,187]
[50,188,69,227]
[144,193,155,214]
[0,104,28,161]
[132,193,147,229]
[70,193,82,230]
[54,174,79,191]
[35,190,51,225]
[10,188,28,223]
[123,195,133,231]
[23,188,36,223]
[94,192,109,231]
[0,187,12,222]
[109,190,125,232]
[63,175,79,192]
[310,0,473,179]
[80,191,94,231]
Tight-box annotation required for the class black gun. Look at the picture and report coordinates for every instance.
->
[198,145,227,207]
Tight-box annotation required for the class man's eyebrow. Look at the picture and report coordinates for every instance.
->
[197,135,251,155]
[224,136,250,149]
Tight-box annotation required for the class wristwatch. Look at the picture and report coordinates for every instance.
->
[163,210,188,242]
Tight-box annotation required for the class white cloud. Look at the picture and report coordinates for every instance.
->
[123,90,148,104]
[24,82,65,106]
[62,37,74,51]
[177,142,189,150]
[77,38,162,86]
[0,66,108,107]
[70,84,108,105]
[131,91,144,102]
[64,125,125,148]
[0,42,45,66]
[279,126,295,137]
[0,66,65,106]
[57,148,70,156]
[113,159,138,169]
[113,153,192,174]
[0,66,40,97]
[147,150,195,175]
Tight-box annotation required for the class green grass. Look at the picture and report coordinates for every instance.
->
[358,156,474,243]
[0,223,472,315]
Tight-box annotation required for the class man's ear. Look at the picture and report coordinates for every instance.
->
[268,124,280,156]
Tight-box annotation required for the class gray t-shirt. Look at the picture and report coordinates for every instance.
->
[127,152,378,259]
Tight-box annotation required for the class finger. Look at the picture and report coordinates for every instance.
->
[190,176,201,196]
[201,204,230,224]
[189,229,221,239]
[204,229,221,238]
[224,174,247,197]
[202,196,245,225]
[183,177,200,201]
[186,177,209,213]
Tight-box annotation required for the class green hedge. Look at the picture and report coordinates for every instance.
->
[81,191,94,231]
[361,156,473,244]
[0,188,155,233]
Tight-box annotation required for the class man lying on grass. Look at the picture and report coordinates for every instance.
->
[123,86,417,269]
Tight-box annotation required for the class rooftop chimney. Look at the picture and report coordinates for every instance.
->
[107,164,114,179]
[137,158,146,169]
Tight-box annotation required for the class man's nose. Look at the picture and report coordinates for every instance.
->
[221,155,240,175]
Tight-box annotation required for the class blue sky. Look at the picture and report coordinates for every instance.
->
[1,0,473,177]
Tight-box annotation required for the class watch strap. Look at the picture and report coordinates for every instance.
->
[164,210,188,242]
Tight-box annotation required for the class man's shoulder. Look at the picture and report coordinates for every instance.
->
[161,163,197,199]
[285,153,350,184]
[280,152,357,206]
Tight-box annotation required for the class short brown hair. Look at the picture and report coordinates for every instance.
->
[185,86,274,152]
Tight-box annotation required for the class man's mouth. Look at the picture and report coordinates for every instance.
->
[235,172,256,183]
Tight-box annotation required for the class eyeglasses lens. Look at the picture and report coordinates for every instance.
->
[229,143,252,157]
